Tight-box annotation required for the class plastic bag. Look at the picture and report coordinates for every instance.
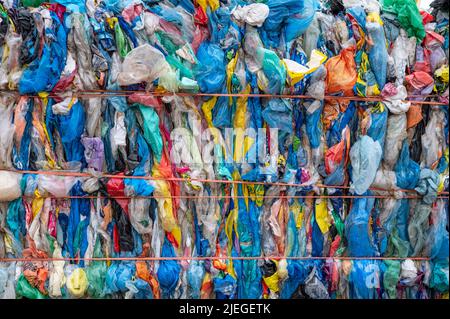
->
[0,171,22,201]
[366,15,388,89]
[257,48,286,94]
[325,45,357,95]
[283,49,327,86]
[138,104,163,162]
[383,114,407,170]
[117,44,171,86]
[231,3,270,27]
[349,136,382,195]
[381,0,425,40]
[194,42,226,93]
[66,267,89,298]
[394,140,420,189]
[382,84,411,114]
[37,174,78,197]
[19,11,67,94]
[285,0,317,42]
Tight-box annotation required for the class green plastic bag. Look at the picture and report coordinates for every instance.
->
[115,23,131,58]
[155,31,179,54]
[21,0,45,7]
[86,238,108,298]
[429,259,450,293]
[382,0,426,40]
[383,260,401,299]
[16,275,47,299]
[137,104,163,162]
[166,55,194,79]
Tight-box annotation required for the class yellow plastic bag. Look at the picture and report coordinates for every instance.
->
[284,50,327,86]
[67,268,88,298]
[315,199,331,234]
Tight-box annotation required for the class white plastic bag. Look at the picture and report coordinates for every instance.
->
[37,174,78,197]
[232,4,270,27]
[0,100,15,169]
[117,44,171,85]
[0,171,22,202]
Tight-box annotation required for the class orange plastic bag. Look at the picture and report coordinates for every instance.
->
[406,104,423,129]
[325,127,350,175]
[325,46,357,95]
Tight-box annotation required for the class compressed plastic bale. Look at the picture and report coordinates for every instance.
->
[0,0,447,301]
[383,260,401,299]
[415,169,440,205]
[0,171,22,202]
[125,278,154,299]
[304,266,330,299]
[408,203,432,256]
[81,137,104,172]
[106,261,136,294]
[0,32,23,90]
[349,136,382,195]
[0,102,16,170]
[303,15,320,59]
[371,167,397,190]
[187,261,205,299]
[117,44,171,86]
[420,108,447,168]
[429,259,449,293]
[262,99,293,133]
[48,243,65,298]
[138,104,163,162]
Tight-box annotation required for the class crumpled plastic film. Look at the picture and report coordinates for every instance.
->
[0,0,448,300]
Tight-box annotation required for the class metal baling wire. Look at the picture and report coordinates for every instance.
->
[0,256,432,262]
[0,89,448,105]
[18,195,449,200]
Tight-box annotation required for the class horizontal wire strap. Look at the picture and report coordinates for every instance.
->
[0,89,448,105]
[0,256,432,262]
